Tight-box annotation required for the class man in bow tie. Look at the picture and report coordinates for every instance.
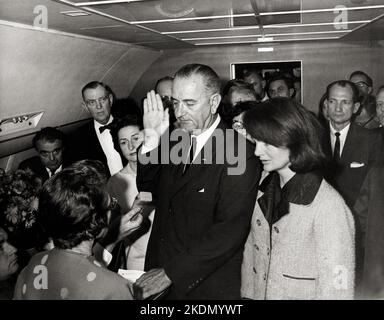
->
[69,81,123,176]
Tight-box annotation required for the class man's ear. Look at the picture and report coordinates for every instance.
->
[368,87,373,95]
[82,101,89,113]
[353,102,361,114]
[108,93,114,105]
[209,93,222,114]
[289,88,295,98]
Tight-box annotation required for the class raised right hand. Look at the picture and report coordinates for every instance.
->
[143,90,169,147]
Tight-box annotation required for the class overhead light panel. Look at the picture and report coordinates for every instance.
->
[194,36,339,46]
[61,10,91,17]
[163,20,369,35]
[258,47,274,52]
[73,0,146,6]
[257,37,274,42]
[182,30,350,41]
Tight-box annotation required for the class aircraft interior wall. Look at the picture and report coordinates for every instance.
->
[0,22,162,170]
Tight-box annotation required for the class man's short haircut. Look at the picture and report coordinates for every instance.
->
[359,94,377,117]
[174,63,221,95]
[243,69,263,81]
[81,81,113,100]
[326,80,360,103]
[38,160,109,249]
[266,73,295,92]
[32,127,66,149]
[377,85,384,95]
[243,97,327,173]
[155,76,174,93]
[350,70,373,87]
[222,79,255,97]
[110,114,143,154]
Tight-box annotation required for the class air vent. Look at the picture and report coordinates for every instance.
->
[0,111,44,137]
[61,10,92,17]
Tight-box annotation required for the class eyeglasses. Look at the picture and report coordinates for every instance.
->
[85,95,109,108]
[354,81,369,88]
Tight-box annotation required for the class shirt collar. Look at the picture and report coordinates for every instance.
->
[45,165,63,177]
[192,114,221,144]
[94,115,113,131]
[329,122,350,136]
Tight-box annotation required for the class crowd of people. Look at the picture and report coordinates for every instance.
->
[1,63,384,300]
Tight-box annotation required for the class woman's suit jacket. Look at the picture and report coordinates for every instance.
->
[241,179,355,300]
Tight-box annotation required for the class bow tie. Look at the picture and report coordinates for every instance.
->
[99,125,111,134]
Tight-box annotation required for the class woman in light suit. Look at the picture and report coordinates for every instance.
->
[241,98,355,300]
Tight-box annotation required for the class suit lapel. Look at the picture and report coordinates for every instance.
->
[340,123,355,163]
[323,125,333,157]
[170,121,226,199]
[88,123,108,164]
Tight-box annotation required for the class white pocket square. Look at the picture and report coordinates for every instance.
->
[350,162,365,168]
[198,188,205,193]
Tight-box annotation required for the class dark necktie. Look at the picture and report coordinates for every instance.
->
[333,132,341,161]
[99,125,110,134]
[183,135,197,174]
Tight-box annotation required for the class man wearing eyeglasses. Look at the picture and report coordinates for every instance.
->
[323,80,382,209]
[349,70,373,97]
[70,81,124,177]
[19,127,67,183]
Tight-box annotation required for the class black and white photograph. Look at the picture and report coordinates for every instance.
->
[1,0,384,308]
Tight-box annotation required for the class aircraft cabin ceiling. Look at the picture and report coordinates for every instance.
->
[0,0,384,50]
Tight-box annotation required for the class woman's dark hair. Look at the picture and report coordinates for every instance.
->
[221,100,259,126]
[243,97,327,173]
[109,114,143,155]
[38,160,109,249]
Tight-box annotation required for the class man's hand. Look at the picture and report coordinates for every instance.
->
[133,268,172,300]
[143,90,169,149]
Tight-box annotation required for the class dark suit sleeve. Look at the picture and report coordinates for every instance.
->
[368,130,384,166]
[163,152,261,297]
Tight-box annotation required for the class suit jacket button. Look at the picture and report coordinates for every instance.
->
[274,226,279,233]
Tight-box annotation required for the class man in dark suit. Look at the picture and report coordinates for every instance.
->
[134,64,261,300]
[70,81,124,176]
[19,127,68,183]
[323,80,382,209]
[354,166,384,299]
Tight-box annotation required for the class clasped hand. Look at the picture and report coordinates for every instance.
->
[133,268,172,300]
